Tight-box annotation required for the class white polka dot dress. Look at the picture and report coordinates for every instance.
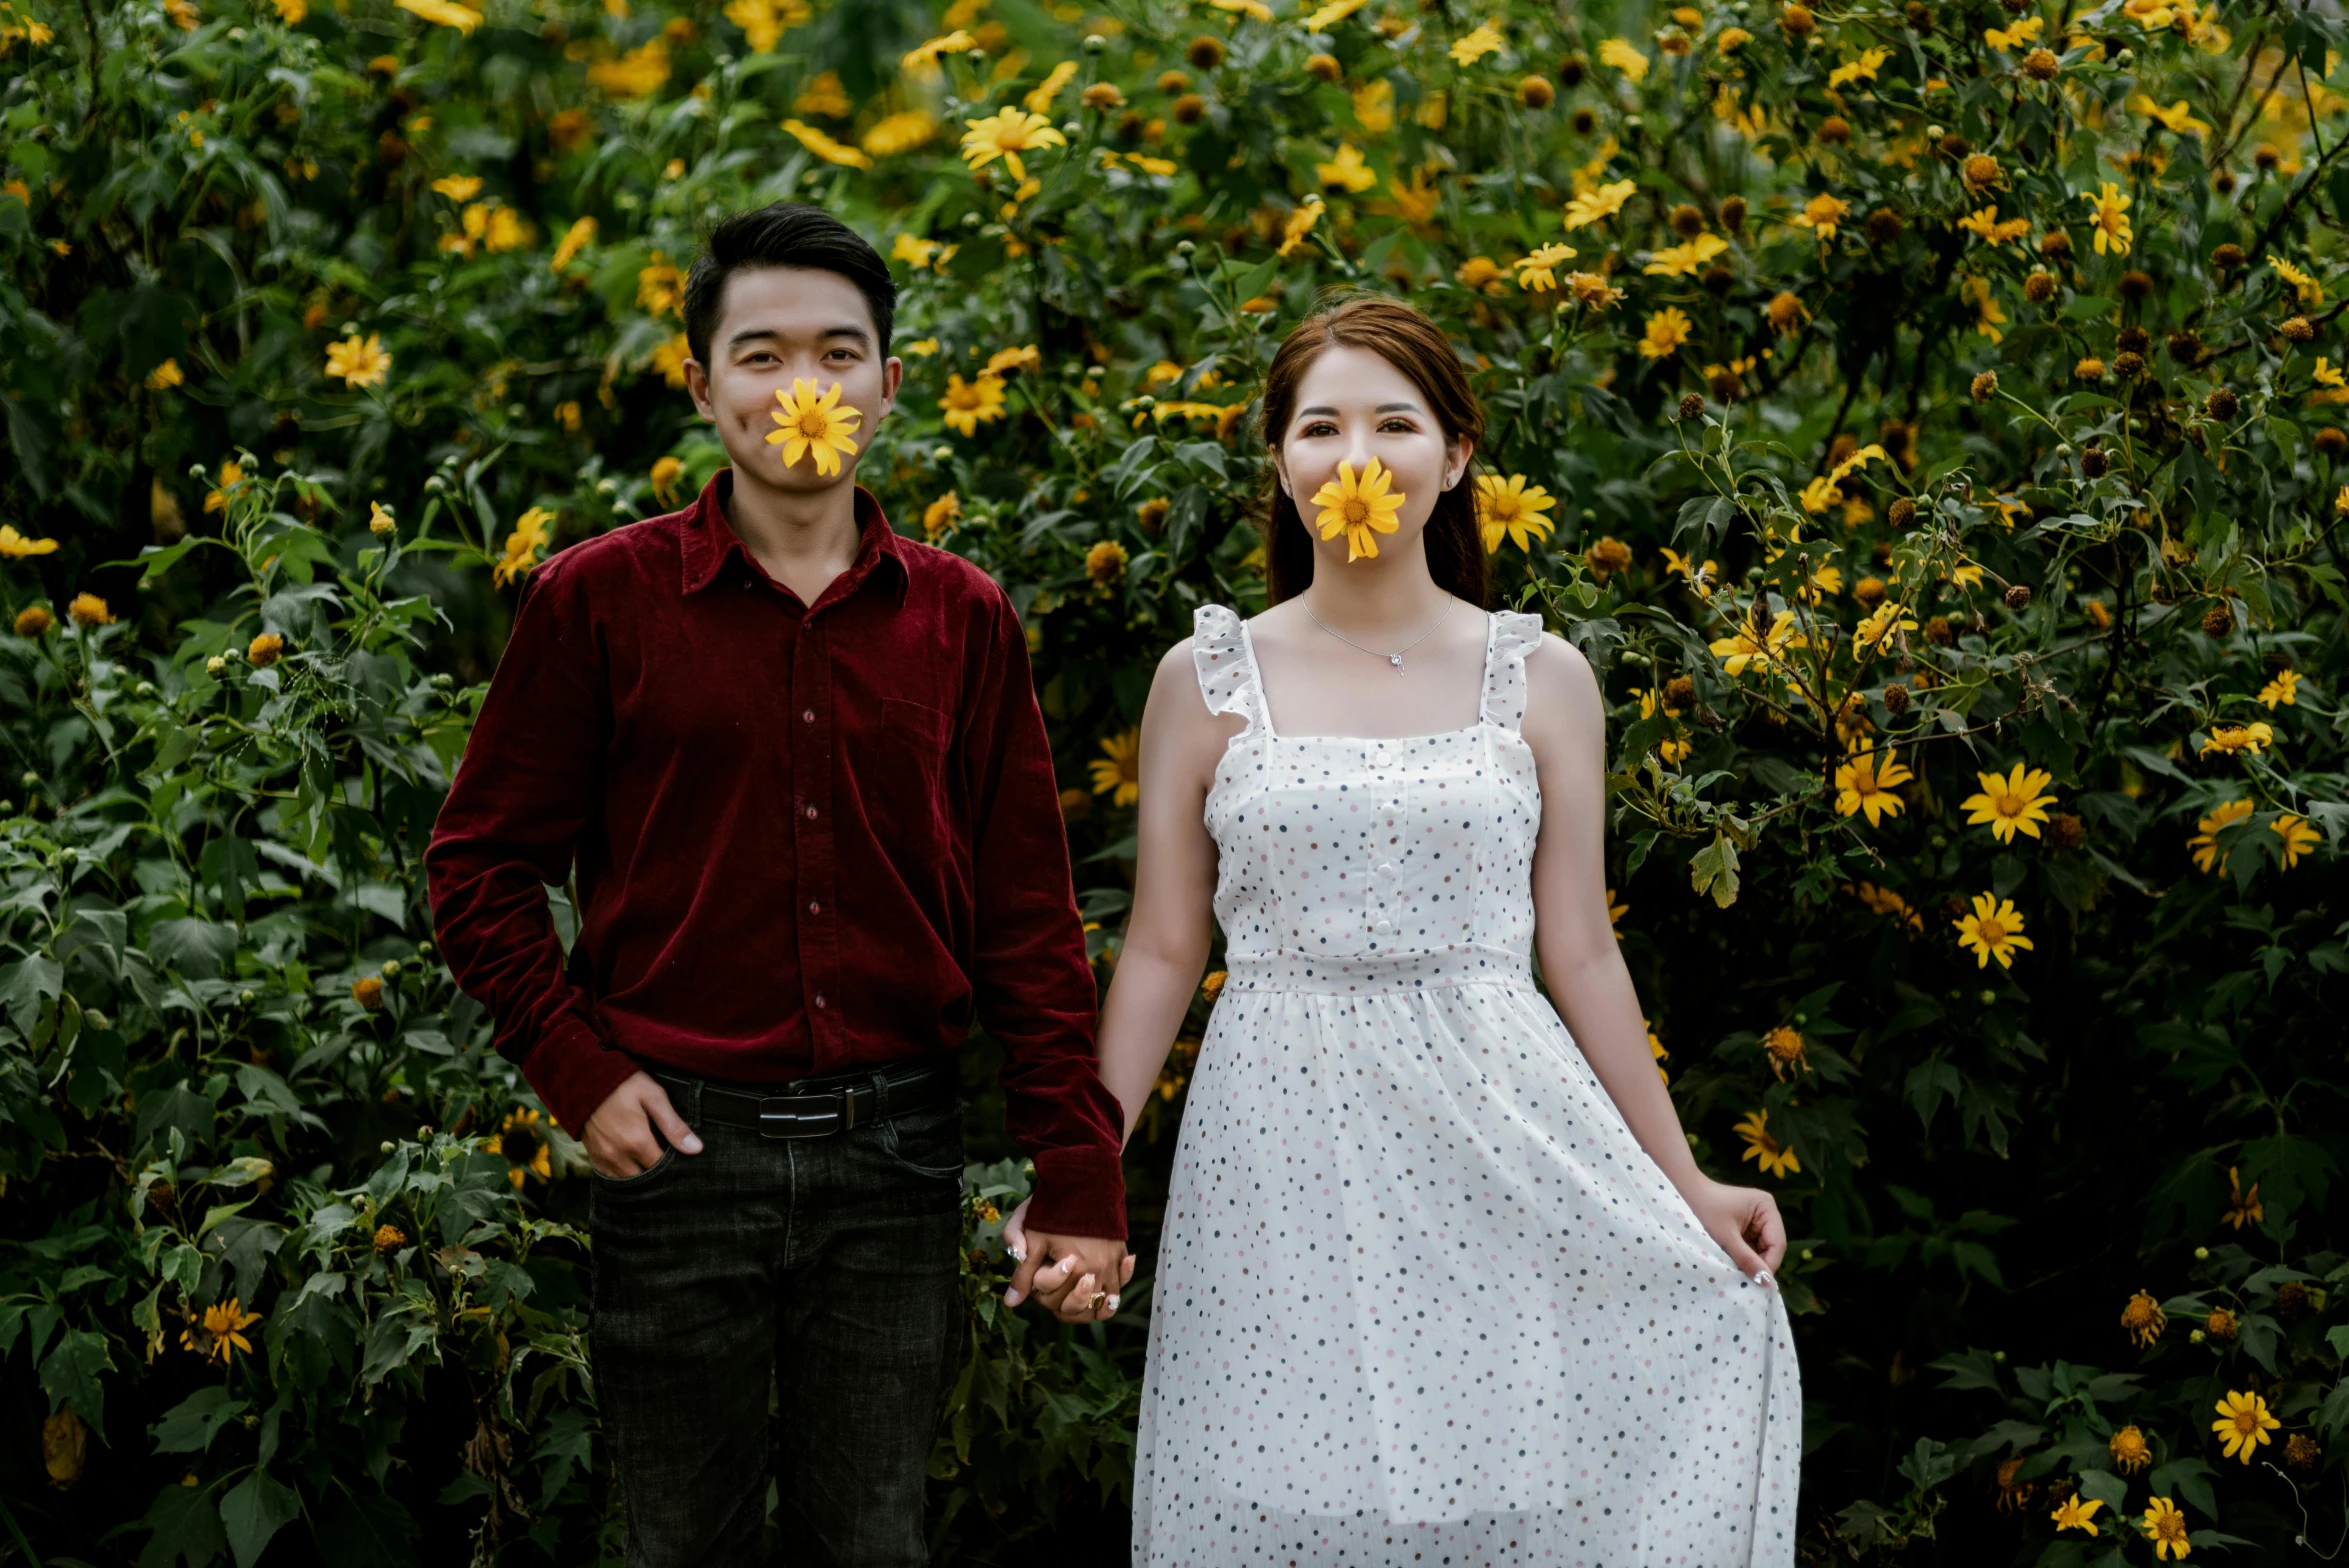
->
[1131,604,1802,1567]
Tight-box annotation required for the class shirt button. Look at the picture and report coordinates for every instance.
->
[802,709,816,723]
[808,900,821,914]
[813,994,827,1009]
[1376,861,1397,875]
[804,804,818,819]
[1372,920,1394,935]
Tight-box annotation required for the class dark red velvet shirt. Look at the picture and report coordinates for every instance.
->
[424,471,1126,1238]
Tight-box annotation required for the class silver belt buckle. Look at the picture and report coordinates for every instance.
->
[757,1091,845,1138]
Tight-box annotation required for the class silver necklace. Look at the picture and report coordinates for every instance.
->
[1302,593,1457,671]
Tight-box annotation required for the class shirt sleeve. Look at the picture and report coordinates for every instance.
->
[961,585,1129,1240]
[423,561,643,1136]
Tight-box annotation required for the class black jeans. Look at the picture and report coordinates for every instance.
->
[588,1064,967,1567]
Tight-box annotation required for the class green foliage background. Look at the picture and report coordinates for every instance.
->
[1,0,2346,1561]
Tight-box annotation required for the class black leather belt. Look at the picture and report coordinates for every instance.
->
[653,1060,958,1140]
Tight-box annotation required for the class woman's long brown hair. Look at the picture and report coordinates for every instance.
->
[1254,292,1489,607]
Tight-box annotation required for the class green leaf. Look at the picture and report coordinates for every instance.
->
[152,1388,250,1456]
[1689,830,1741,908]
[40,1327,113,1442]
[0,953,62,1033]
[219,1469,301,1568]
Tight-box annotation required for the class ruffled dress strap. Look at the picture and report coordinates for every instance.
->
[1191,603,1265,734]
[1480,609,1547,733]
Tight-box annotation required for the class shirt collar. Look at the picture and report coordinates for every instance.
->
[678,467,907,607]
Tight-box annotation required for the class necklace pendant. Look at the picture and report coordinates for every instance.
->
[1389,653,1404,669]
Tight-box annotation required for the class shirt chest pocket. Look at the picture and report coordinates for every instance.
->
[865,697,954,860]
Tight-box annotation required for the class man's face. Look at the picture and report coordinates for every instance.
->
[686,265,901,496]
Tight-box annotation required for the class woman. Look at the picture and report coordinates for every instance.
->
[1015,292,1802,1564]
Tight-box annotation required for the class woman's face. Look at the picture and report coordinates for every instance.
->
[1270,342,1469,569]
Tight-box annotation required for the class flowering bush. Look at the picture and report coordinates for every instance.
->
[3,0,2346,1560]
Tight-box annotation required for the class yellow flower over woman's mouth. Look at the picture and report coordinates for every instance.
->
[1310,457,1405,562]
[766,378,862,476]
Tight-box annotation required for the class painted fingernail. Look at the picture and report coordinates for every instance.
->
[1756,1270,1774,1288]
[682,1135,703,1153]
[1004,1287,1022,1305]
[1104,1294,1120,1312]
[1007,1244,1026,1262]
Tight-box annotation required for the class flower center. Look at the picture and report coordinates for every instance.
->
[799,411,828,436]
[1996,791,2025,815]
[1977,917,2006,945]
[1342,497,1369,525]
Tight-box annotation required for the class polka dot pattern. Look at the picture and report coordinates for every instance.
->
[1132,605,1802,1566]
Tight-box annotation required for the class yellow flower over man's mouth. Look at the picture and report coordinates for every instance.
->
[1310,457,1406,562]
[766,378,862,477]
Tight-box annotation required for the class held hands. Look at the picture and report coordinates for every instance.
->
[1000,1197,1134,1324]
[1680,1174,1787,1284]
[582,1071,704,1179]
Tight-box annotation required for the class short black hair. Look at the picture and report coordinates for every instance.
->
[682,202,896,369]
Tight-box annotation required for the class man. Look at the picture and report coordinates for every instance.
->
[424,202,1130,1567]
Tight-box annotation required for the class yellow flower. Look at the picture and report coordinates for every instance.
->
[1733,1109,1800,1178]
[651,333,691,388]
[2223,1164,2263,1228]
[1513,242,1578,291]
[2212,1389,2280,1463]
[1449,19,1503,65]
[1606,887,1629,932]
[274,0,307,20]
[2125,93,2210,137]
[724,0,812,53]
[1563,178,1637,230]
[1086,539,1129,586]
[2051,1495,2103,1534]
[144,358,186,390]
[938,372,1008,436]
[588,39,671,98]
[247,630,284,669]
[1310,457,1406,562]
[1276,202,1323,258]
[985,344,1041,376]
[1761,1024,1809,1080]
[68,593,114,628]
[1566,271,1625,310]
[1768,290,1810,335]
[325,333,391,388]
[372,1222,406,1252]
[180,1298,263,1364]
[1953,892,2034,969]
[2088,181,2133,255]
[1834,741,1913,827]
[1957,206,2032,247]
[1205,0,1273,18]
[1598,37,1649,81]
[394,0,482,33]
[960,108,1066,183]
[1315,143,1378,194]
[782,118,872,169]
[1791,192,1849,240]
[922,492,962,541]
[1959,764,2058,843]
[861,111,938,158]
[2187,798,2254,873]
[1639,306,1693,358]
[369,501,397,536]
[1853,600,1917,655]
[902,28,975,80]
[2272,812,2320,868]
[202,460,245,515]
[1090,729,1141,806]
[500,1107,553,1189]
[2269,255,2325,306]
[765,378,862,477]
[550,215,597,272]
[494,506,555,588]
[1300,0,1370,27]
[1022,59,1079,113]
[1475,474,1556,553]
[1826,46,1890,88]
[636,255,685,317]
[1645,232,1730,279]
[2111,1424,2153,1474]
[1708,608,1803,674]
[2120,1290,2167,1349]
[0,525,60,558]
[484,207,529,252]
[2198,721,2272,757]
[1984,14,2044,49]
[2139,1496,2190,1560]
[1352,80,1395,134]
